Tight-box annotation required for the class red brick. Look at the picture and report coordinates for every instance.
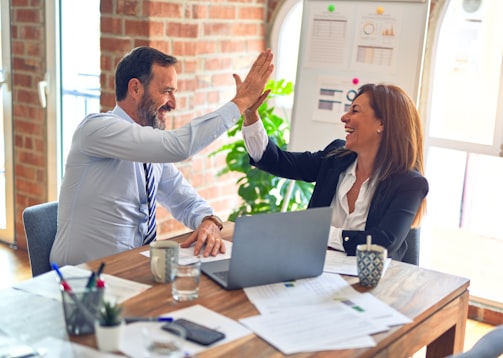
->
[209,6,236,19]
[14,9,40,23]
[173,41,197,57]
[117,0,140,16]
[192,4,208,19]
[203,23,231,36]
[238,6,265,20]
[167,23,199,38]
[143,2,183,17]
[101,17,123,34]
[196,41,217,55]
[231,23,259,36]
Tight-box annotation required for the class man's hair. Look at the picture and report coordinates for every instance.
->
[115,47,177,101]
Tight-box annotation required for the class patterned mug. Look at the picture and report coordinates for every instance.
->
[356,244,388,287]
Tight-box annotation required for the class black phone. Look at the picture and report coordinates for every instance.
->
[162,318,226,346]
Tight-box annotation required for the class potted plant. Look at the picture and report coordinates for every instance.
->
[211,79,314,221]
[94,300,124,352]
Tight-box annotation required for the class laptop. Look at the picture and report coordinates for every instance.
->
[201,207,333,290]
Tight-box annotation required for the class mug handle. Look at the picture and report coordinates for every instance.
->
[151,256,164,281]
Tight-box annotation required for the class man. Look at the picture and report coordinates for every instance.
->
[50,46,273,266]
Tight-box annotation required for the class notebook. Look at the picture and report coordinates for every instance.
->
[201,207,333,290]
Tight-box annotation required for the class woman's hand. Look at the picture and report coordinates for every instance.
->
[243,89,270,126]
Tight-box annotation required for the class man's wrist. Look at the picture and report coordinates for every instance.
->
[202,215,224,231]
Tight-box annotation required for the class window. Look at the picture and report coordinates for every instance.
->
[45,0,100,198]
[269,0,303,115]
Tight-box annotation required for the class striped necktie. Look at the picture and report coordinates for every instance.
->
[143,162,157,245]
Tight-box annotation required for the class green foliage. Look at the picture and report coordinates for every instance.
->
[98,300,123,327]
[212,79,314,221]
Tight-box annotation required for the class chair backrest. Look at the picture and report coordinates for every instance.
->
[401,228,420,265]
[446,324,503,358]
[22,201,58,277]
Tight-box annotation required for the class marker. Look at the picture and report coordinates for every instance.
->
[51,262,96,322]
[124,317,174,324]
[96,262,106,288]
[96,262,106,277]
[85,271,96,289]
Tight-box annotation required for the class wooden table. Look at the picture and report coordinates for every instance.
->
[70,222,470,357]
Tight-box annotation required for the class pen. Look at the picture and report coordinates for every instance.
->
[51,262,96,323]
[51,262,72,291]
[124,317,174,324]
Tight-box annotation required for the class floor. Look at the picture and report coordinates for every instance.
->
[0,241,497,356]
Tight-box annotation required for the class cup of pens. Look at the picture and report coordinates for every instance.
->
[59,276,105,335]
[356,235,387,288]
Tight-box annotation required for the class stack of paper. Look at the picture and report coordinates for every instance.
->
[13,265,151,304]
[240,273,411,355]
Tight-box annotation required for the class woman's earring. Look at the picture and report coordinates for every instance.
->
[377,129,382,133]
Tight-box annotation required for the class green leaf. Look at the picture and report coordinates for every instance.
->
[211,79,315,221]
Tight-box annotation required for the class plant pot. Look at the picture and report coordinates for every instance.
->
[94,319,125,352]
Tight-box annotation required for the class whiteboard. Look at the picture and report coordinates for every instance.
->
[289,0,430,151]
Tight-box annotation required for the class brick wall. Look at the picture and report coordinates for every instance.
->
[11,0,281,249]
[11,0,47,249]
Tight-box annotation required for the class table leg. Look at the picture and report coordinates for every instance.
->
[426,290,469,357]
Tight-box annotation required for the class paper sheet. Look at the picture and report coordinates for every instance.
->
[32,336,123,357]
[244,273,358,314]
[324,250,392,276]
[244,272,411,346]
[141,240,232,264]
[120,304,252,357]
[240,302,384,355]
[12,265,151,304]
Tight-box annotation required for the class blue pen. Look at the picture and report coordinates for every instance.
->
[51,262,71,289]
[124,317,174,324]
[51,262,96,322]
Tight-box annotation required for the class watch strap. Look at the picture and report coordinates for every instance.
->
[202,215,224,230]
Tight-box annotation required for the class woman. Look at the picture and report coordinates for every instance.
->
[242,83,428,262]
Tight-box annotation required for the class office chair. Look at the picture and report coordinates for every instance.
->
[22,201,58,277]
[401,228,420,265]
[446,324,503,358]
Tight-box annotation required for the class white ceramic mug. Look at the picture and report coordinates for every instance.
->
[150,240,179,283]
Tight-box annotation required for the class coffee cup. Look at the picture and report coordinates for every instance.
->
[356,243,387,287]
[150,240,179,283]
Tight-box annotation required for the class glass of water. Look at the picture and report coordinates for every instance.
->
[171,257,201,301]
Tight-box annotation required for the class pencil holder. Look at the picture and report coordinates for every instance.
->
[60,277,105,335]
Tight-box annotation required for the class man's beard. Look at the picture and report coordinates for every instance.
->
[137,94,165,130]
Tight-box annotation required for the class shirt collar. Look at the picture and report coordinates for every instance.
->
[345,159,358,178]
[111,105,135,124]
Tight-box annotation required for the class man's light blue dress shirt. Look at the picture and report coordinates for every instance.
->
[50,103,240,265]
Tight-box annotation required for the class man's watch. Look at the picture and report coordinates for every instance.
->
[202,215,224,231]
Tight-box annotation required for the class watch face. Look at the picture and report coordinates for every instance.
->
[462,0,482,13]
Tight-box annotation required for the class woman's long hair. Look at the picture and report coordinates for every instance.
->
[333,83,426,227]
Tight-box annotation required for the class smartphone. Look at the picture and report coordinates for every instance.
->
[162,318,226,346]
